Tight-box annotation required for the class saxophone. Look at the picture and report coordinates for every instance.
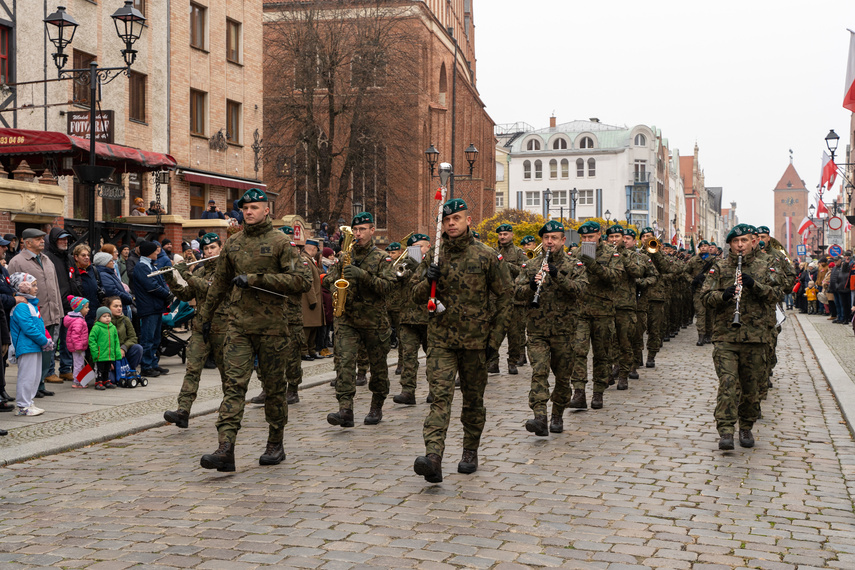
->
[332,226,354,317]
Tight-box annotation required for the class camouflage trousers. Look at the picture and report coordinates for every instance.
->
[632,307,647,367]
[389,310,402,361]
[216,327,290,445]
[334,324,391,410]
[646,301,665,355]
[759,326,780,400]
[528,334,574,415]
[572,315,613,394]
[398,323,428,395]
[333,323,370,376]
[176,330,226,413]
[712,342,764,436]
[488,304,525,366]
[285,321,303,388]
[693,293,706,335]
[423,346,487,458]
[610,309,637,377]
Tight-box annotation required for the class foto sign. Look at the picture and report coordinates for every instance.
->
[67,110,114,143]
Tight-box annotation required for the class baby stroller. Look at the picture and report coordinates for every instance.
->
[158,299,195,364]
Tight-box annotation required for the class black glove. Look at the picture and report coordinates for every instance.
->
[722,285,737,302]
[547,263,558,278]
[426,264,440,283]
[692,275,704,290]
[202,321,212,343]
[741,273,755,289]
[529,275,539,291]
[309,302,317,310]
[343,264,366,282]
[232,274,249,289]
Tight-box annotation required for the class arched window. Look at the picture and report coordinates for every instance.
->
[534,160,542,179]
[588,158,596,177]
[439,63,447,106]
[634,134,646,146]
[549,159,558,179]
[527,138,541,151]
[552,138,567,150]
[523,160,531,180]
[560,158,569,178]
[579,136,594,149]
[576,158,584,177]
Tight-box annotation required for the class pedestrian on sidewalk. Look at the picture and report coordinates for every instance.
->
[131,241,173,378]
[9,273,49,416]
[88,307,121,390]
[104,297,142,375]
[0,236,19,406]
[63,296,90,388]
[806,281,818,314]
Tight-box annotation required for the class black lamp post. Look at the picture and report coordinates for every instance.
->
[423,143,478,199]
[604,210,611,225]
[625,208,631,226]
[809,203,826,253]
[826,129,840,161]
[543,187,552,219]
[569,187,578,221]
[45,2,145,248]
[351,201,363,219]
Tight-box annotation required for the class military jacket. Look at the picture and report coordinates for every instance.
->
[613,245,646,310]
[398,255,428,326]
[412,231,511,349]
[199,218,312,335]
[164,262,230,334]
[635,250,660,307]
[700,250,782,344]
[515,248,587,336]
[385,256,407,313]
[569,241,624,318]
[498,242,526,305]
[323,238,393,330]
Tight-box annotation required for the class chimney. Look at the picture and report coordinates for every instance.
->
[589,117,600,123]
[549,116,556,128]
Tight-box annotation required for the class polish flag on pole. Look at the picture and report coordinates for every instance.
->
[797,216,816,242]
[816,199,830,218]
[820,151,838,191]
[845,217,852,233]
[844,29,855,112]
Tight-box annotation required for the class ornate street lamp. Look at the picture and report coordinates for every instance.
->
[424,144,439,176]
[826,129,840,160]
[544,187,552,219]
[43,6,78,69]
[464,143,479,175]
[110,0,147,67]
[352,200,363,218]
[604,210,611,224]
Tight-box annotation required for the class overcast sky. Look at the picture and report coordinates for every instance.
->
[475,0,853,230]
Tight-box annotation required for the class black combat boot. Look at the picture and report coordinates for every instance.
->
[395,363,402,375]
[549,407,564,433]
[355,372,367,386]
[738,429,754,448]
[364,405,383,425]
[616,377,628,390]
[457,449,478,474]
[163,409,189,429]
[645,353,656,368]
[286,387,299,405]
[413,453,442,483]
[568,389,587,409]
[517,354,528,366]
[718,434,734,450]
[591,392,604,409]
[703,335,712,344]
[525,415,548,436]
[259,442,286,465]
[250,390,266,404]
[426,393,434,404]
[628,366,639,380]
[327,408,355,428]
[200,441,235,472]
[508,362,518,375]
[393,392,416,405]
[487,360,500,374]
[696,334,705,346]
[663,335,671,342]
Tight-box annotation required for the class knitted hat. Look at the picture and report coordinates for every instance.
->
[96,306,112,321]
[139,241,157,257]
[92,252,113,267]
[323,247,335,258]
[67,295,88,312]
[9,272,35,293]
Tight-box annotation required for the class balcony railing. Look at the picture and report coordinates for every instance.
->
[631,172,651,184]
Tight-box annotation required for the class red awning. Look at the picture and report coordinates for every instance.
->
[181,169,267,192]
[0,127,176,174]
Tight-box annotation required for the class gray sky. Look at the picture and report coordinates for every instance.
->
[475,0,853,230]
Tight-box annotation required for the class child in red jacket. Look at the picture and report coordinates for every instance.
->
[63,295,90,388]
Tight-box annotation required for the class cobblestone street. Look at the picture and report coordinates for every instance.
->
[1,317,855,569]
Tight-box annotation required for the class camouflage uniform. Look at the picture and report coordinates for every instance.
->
[611,244,645,380]
[323,239,394,411]
[164,262,228,413]
[396,255,429,398]
[385,256,405,362]
[284,274,304,389]
[515,250,587,415]
[412,231,511,458]
[632,251,659,367]
[198,217,312,446]
[757,247,794,400]
[489,241,527,368]
[686,253,715,342]
[701,250,781,436]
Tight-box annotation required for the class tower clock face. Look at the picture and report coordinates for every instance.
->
[785,197,795,206]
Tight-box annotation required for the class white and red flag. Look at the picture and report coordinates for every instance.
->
[846,217,852,233]
[797,216,816,242]
[816,199,830,218]
[844,29,855,112]
[820,151,838,191]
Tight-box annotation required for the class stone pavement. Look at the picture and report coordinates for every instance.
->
[1,318,855,569]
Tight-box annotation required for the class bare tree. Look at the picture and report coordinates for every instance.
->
[264,0,418,227]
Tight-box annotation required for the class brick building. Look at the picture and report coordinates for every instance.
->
[772,161,808,259]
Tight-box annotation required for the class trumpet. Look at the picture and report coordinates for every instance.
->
[332,226,354,317]
[147,255,219,277]
[526,243,543,259]
[644,238,660,254]
[391,232,413,277]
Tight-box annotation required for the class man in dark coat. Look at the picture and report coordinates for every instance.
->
[45,227,75,380]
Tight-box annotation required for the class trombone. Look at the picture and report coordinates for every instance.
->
[644,238,660,254]
[525,243,543,259]
[147,255,219,277]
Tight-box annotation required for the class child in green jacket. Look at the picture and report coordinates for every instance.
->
[89,307,122,390]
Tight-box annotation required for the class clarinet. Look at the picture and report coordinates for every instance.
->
[531,249,551,309]
[731,254,743,328]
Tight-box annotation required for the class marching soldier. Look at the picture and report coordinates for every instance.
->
[385,242,405,374]
[412,199,511,483]
[197,188,312,471]
[622,228,656,380]
[516,221,587,436]
[392,234,431,405]
[518,235,538,366]
[488,224,526,375]
[686,240,715,345]
[324,212,394,428]
[162,233,228,429]
[520,235,537,255]
[606,224,645,390]
[701,223,782,450]
[568,221,624,410]
[636,228,666,369]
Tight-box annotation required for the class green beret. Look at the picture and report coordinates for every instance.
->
[351,212,374,226]
[237,187,268,208]
[749,225,759,235]
[578,221,601,235]
[605,224,624,236]
[442,198,468,218]
[710,242,717,247]
[280,225,294,235]
[570,242,578,248]
[758,240,766,249]
[471,230,481,239]
[407,233,429,247]
[757,226,770,234]
[640,226,654,236]
[520,235,536,246]
[539,220,565,237]
[623,228,637,238]
[699,240,709,246]
[199,232,220,247]
[496,223,513,233]
[726,223,753,243]
[387,242,401,251]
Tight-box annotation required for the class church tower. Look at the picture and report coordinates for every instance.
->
[773,160,809,259]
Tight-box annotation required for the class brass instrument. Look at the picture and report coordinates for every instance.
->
[526,243,543,259]
[147,255,219,277]
[731,254,743,328]
[644,238,660,254]
[332,226,354,317]
[391,232,414,277]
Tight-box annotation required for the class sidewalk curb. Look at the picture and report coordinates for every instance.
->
[794,313,855,436]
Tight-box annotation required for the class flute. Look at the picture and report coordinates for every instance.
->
[147,255,220,277]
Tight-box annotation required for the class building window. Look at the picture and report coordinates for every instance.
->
[588,158,596,177]
[553,190,567,206]
[133,0,145,16]
[496,163,505,182]
[128,173,143,214]
[576,158,584,177]
[351,54,386,88]
[549,159,558,179]
[579,189,594,205]
[631,187,648,210]
[190,89,207,136]
[190,3,207,50]
[527,139,541,151]
[129,71,146,123]
[553,138,567,150]
[634,133,647,146]
[634,160,647,183]
[226,100,241,143]
[496,193,504,208]
[525,191,541,207]
[523,160,531,180]
[579,136,594,149]
[190,184,206,219]
[226,19,241,63]
[439,63,447,106]
[73,50,97,105]
[561,159,569,179]
[0,26,9,84]
[534,160,542,179]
